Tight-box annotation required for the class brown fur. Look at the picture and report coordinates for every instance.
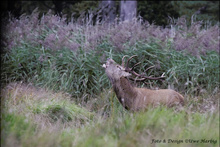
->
[103,58,184,111]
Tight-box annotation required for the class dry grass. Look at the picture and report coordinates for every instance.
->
[1,82,219,147]
[1,82,94,130]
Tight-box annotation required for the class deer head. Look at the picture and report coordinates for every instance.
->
[102,58,131,81]
[103,55,165,82]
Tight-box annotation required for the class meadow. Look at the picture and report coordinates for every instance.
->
[1,10,219,147]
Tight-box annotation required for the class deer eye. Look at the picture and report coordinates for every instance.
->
[117,65,121,69]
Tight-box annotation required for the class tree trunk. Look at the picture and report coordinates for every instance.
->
[100,0,116,23]
[120,0,137,21]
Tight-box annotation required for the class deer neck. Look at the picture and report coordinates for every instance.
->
[112,77,137,110]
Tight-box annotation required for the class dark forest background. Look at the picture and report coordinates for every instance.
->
[1,1,219,26]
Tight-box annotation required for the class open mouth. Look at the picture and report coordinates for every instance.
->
[102,58,115,69]
[102,58,111,68]
[102,63,107,68]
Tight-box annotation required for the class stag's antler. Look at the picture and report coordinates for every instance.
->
[121,55,165,81]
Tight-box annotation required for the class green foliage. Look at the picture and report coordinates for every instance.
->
[138,1,179,26]
[45,105,73,122]
[67,107,219,147]
[171,1,219,25]
[129,42,219,93]
[1,40,219,99]
[43,102,94,123]
[1,43,110,98]
[69,1,99,17]
[6,1,99,21]
[3,1,219,27]
[1,113,36,145]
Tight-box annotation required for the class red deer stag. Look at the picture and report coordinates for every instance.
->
[102,55,184,111]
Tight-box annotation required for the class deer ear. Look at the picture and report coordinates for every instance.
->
[123,71,131,77]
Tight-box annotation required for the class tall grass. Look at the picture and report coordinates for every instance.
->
[2,9,219,54]
[1,40,219,99]
[1,9,219,99]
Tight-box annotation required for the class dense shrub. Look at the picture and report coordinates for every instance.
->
[1,40,219,98]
